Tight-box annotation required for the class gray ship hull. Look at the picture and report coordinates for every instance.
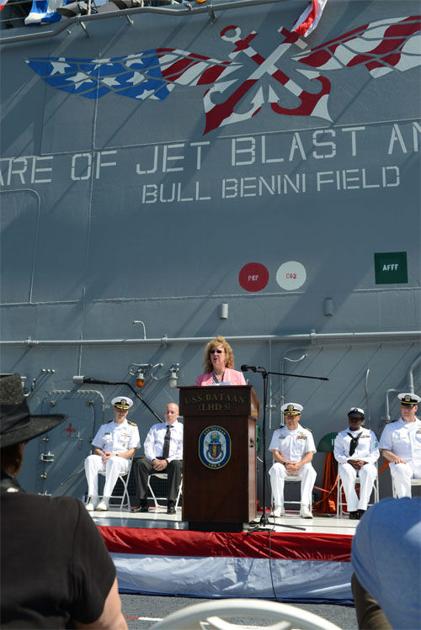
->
[1,0,420,501]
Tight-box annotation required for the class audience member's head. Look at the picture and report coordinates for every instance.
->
[352,497,421,629]
[0,373,64,476]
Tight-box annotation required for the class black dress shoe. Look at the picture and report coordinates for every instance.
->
[358,509,366,519]
[349,511,359,520]
[167,501,176,514]
[131,503,149,513]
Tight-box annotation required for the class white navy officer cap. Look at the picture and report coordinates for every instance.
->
[348,407,365,419]
[281,402,303,416]
[398,393,421,406]
[111,396,133,410]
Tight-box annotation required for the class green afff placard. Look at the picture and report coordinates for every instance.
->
[374,252,408,284]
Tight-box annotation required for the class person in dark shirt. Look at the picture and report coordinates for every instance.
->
[0,373,127,629]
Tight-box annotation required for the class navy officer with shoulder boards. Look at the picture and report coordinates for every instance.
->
[379,392,421,497]
[84,395,140,511]
[268,402,316,519]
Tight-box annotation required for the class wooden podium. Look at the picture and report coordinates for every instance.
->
[179,385,258,532]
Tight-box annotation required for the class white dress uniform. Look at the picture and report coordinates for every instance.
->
[334,427,379,512]
[379,417,421,497]
[84,419,140,499]
[268,426,317,509]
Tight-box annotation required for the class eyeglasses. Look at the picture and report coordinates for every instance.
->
[210,349,224,354]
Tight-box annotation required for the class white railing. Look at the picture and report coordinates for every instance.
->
[0,0,281,44]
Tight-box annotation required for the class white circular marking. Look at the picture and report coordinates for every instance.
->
[276,261,306,291]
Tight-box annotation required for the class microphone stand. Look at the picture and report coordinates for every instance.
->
[247,367,328,532]
[259,367,271,528]
[80,377,164,423]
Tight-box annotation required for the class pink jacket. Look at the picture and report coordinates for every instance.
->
[195,368,247,387]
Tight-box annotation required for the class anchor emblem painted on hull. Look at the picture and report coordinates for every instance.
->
[202,25,330,134]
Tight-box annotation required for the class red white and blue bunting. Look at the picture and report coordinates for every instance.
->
[99,527,353,603]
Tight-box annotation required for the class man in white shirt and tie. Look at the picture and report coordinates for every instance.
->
[131,402,183,514]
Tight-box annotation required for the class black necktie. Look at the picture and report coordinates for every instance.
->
[348,432,362,457]
[162,425,171,459]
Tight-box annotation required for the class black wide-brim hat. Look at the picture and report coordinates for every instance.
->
[0,374,65,448]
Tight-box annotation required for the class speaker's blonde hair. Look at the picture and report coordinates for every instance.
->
[203,336,234,373]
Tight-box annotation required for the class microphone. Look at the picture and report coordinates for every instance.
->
[241,365,257,372]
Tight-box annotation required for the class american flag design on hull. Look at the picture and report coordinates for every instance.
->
[26,15,421,134]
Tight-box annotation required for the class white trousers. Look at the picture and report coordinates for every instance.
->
[338,462,377,512]
[269,462,317,508]
[84,454,129,499]
[390,461,421,498]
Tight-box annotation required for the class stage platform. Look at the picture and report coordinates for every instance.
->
[92,506,356,604]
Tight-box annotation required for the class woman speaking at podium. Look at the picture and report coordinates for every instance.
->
[195,336,246,386]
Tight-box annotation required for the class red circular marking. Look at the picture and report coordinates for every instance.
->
[239,262,269,292]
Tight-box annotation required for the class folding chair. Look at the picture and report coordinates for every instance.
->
[271,475,302,513]
[392,477,421,498]
[147,472,183,510]
[99,458,133,510]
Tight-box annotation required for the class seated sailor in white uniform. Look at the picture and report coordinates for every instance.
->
[379,392,421,498]
[334,407,380,520]
[84,396,140,511]
[268,402,317,519]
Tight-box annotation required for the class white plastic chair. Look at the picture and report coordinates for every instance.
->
[150,598,342,630]
[147,472,183,509]
[99,459,133,510]
[336,468,379,517]
[392,477,421,498]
